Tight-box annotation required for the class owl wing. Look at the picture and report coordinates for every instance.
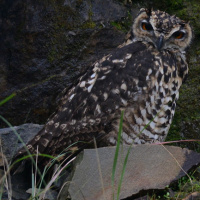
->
[13,41,154,161]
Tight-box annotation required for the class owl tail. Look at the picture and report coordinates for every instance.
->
[11,127,107,175]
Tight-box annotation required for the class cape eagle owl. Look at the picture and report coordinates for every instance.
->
[13,8,193,165]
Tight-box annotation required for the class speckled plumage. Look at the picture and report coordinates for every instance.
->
[14,8,192,162]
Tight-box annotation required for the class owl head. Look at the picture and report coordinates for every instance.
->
[132,8,193,51]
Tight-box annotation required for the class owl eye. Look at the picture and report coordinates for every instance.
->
[141,22,153,31]
[173,31,185,39]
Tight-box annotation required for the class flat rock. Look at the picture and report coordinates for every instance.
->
[183,192,200,200]
[0,123,43,163]
[67,145,200,200]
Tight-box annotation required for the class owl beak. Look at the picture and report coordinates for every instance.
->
[156,35,164,50]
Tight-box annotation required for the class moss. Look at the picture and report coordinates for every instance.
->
[81,21,96,29]
[45,0,100,63]
[110,11,132,32]
[110,21,124,31]
[45,1,79,63]
[80,1,96,29]
[47,47,58,63]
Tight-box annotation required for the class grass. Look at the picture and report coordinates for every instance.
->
[0,93,16,107]
[112,110,125,200]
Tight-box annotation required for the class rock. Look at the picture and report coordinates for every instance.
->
[11,172,31,200]
[64,0,127,22]
[0,123,43,162]
[0,166,30,200]
[62,145,200,200]
[183,192,200,200]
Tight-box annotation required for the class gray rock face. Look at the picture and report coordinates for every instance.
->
[64,0,127,22]
[63,145,200,200]
[0,0,129,128]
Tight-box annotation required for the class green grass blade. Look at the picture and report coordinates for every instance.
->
[115,111,160,199]
[116,145,132,200]
[0,93,16,106]
[115,109,163,199]
[32,172,35,199]
[112,110,124,200]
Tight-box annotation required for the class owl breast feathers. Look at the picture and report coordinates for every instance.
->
[13,8,192,163]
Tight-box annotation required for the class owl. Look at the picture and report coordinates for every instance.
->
[13,8,192,167]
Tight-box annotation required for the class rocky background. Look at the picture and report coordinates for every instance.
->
[0,0,200,148]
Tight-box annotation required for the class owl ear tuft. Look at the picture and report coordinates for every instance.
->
[145,8,152,16]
